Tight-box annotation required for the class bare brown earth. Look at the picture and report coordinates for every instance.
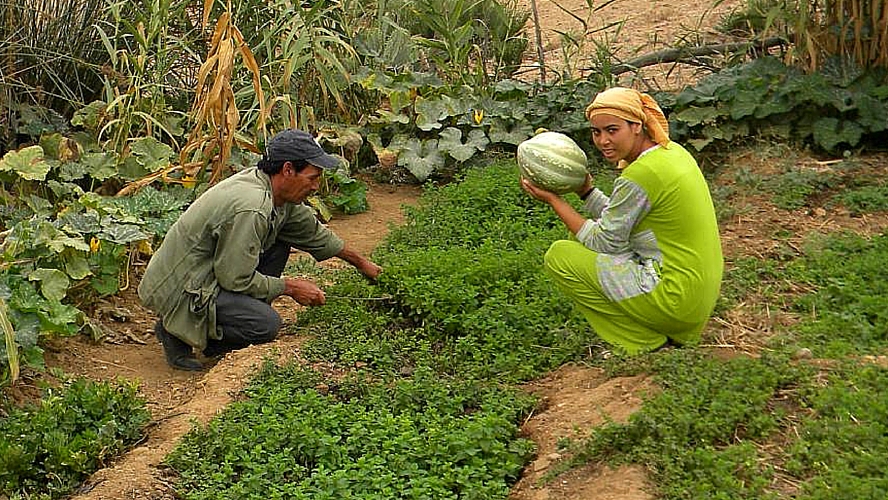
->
[518,0,746,89]
[14,2,888,500]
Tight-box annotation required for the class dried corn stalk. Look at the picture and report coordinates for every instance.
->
[116,0,268,196]
[181,0,267,184]
[802,0,888,71]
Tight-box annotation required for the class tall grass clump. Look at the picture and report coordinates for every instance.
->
[0,0,109,150]
[721,0,888,71]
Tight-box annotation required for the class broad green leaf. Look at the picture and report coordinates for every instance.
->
[99,223,148,244]
[437,128,489,162]
[728,90,761,120]
[47,180,81,198]
[398,138,444,182]
[60,212,102,234]
[64,254,93,280]
[371,108,410,125]
[493,79,532,96]
[0,146,51,181]
[29,269,70,302]
[14,104,66,137]
[38,133,64,159]
[10,281,43,312]
[25,194,53,216]
[33,222,90,253]
[673,106,721,126]
[438,95,470,119]
[414,97,449,131]
[58,161,91,181]
[118,155,152,180]
[71,100,107,132]
[8,309,40,350]
[812,118,864,152]
[130,137,173,172]
[81,152,119,180]
[91,274,119,296]
[488,119,533,145]
[39,300,82,335]
[854,95,888,132]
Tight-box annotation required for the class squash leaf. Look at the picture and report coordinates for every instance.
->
[63,254,93,280]
[398,138,444,182]
[28,269,70,302]
[98,223,148,245]
[81,152,118,181]
[812,117,864,151]
[414,97,449,131]
[130,137,173,172]
[437,128,489,162]
[0,146,51,181]
[673,106,721,126]
[488,118,533,145]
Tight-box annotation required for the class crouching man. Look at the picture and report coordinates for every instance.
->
[139,129,381,370]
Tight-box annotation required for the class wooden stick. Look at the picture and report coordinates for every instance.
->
[585,37,789,76]
[529,0,547,84]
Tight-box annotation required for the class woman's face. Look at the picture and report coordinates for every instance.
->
[589,114,644,164]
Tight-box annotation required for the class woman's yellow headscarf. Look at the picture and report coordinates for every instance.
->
[584,87,670,147]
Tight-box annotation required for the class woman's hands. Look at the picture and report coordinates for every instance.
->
[576,174,594,198]
[521,173,594,236]
[520,178,560,204]
[521,173,594,204]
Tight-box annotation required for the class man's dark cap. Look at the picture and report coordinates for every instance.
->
[264,129,340,170]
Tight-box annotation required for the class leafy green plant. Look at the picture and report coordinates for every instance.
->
[166,363,536,499]
[0,139,190,381]
[782,232,888,356]
[785,362,888,498]
[832,184,888,215]
[0,377,150,499]
[764,168,840,210]
[668,56,888,153]
[565,351,813,500]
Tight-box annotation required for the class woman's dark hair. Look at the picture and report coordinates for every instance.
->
[257,158,309,175]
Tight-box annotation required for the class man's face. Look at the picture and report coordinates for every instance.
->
[280,162,323,203]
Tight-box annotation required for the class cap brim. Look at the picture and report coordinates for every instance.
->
[305,152,341,170]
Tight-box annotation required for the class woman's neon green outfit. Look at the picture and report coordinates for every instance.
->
[544,142,723,354]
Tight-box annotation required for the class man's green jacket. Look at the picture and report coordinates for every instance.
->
[138,167,343,349]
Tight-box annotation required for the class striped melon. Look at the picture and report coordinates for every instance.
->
[516,132,587,194]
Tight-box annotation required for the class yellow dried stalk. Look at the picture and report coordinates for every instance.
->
[1,297,19,383]
[117,0,270,197]
[180,3,267,185]
[817,0,888,70]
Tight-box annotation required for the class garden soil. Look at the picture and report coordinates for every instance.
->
[22,1,888,499]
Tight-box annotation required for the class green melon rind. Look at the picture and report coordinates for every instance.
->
[516,132,588,194]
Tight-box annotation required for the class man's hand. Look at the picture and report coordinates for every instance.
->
[283,277,326,306]
[337,245,382,283]
[357,260,383,282]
